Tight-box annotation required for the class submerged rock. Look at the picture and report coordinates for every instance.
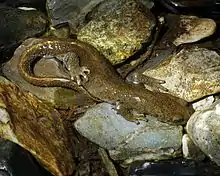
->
[186,100,220,166]
[0,76,74,176]
[74,103,183,163]
[77,0,156,64]
[0,7,47,61]
[142,47,220,102]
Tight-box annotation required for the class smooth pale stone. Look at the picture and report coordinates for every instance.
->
[192,96,215,111]
[173,16,216,46]
[186,100,220,166]
[74,103,183,162]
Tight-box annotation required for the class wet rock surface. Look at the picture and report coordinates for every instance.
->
[172,15,216,46]
[192,96,215,111]
[149,14,216,49]
[46,0,107,28]
[46,0,91,27]
[0,7,47,61]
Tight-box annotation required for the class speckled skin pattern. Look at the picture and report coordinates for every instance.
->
[18,38,194,124]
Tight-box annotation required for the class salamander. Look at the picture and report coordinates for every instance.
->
[18,38,194,124]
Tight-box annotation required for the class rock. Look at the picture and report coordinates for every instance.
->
[129,159,220,176]
[69,126,109,176]
[77,0,156,64]
[154,14,216,48]
[164,0,215,8]
[2,38,94,109]
[192,96,215,111]
[142,47,220,102]
[139,0,154,9]
[172,15,216,46]
[0,138,52,176]
[44,26,70,39]
[186,100,220,166]
[0,76,74,175]
[46,0,95,27]
[4,0,46,11]
[0,7,47,61]
[98,148,119,176]
[74,103,183,163]
[182,134,205,161]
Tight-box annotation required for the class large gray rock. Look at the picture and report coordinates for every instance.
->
[74,103,183,163]
[186,100,220,166]
[46,0,100,27]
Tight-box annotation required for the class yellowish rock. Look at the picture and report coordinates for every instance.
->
[173,16,216,46]
[77,0,155,64]
[143,47,220,102]
[0,77,74,176]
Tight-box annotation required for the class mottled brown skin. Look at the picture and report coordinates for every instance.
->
[18,38,194,124]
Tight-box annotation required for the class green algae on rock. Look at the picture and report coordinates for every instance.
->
[77,0,156,64]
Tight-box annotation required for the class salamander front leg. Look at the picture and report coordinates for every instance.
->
[69,65,90,85]
[58,52,90,85]
[127,72,168,92]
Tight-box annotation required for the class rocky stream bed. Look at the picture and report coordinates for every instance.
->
[0,0,220,176]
